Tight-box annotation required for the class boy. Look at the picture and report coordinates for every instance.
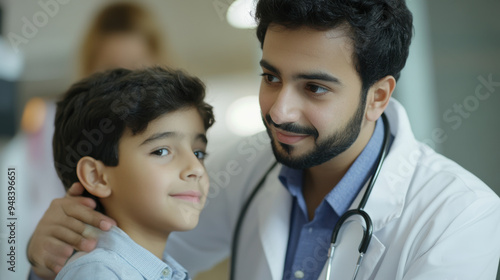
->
[52,66,214,279]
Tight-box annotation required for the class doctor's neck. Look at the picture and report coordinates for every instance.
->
[302,120,376,219]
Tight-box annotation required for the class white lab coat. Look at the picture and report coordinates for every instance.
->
[167,99,500,280]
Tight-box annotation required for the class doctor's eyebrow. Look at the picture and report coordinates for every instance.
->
[140,132,207,146]
[294,72,342,85]
[260,59,281,76]
[260,59,342,86]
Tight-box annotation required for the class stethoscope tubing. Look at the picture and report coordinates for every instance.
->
[330,113,391,252]
[229,161,278,280]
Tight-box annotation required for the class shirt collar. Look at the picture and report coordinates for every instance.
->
[278,164,303,198]
[326,118,385,215]
[97,226,189,280]
[279,118,386,216]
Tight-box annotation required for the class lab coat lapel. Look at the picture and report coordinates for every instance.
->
[364,99,418,232]
[354,233,386,280]
[317,213,386,280]
[257,167,293,280]
[320,99,416,280]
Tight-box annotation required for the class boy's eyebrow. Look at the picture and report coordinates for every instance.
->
[140,132,176,146]
[260,59,342,86]
[195,133,208,144]
[140,131,208,146]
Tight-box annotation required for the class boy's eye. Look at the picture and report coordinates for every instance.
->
[152,148,170,157]
[194,150,207,160]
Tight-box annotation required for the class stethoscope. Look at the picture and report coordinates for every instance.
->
[230,114,391,280]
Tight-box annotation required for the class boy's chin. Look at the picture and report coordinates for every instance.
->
[173,216,201,232]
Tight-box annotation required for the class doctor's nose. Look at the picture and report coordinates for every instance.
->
[268,87,301,125]
[180,152,205,181]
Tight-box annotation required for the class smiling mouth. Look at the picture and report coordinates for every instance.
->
[170,191,202,203]
[274,129,309,145]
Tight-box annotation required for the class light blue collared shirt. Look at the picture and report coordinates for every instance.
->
[281,119,387,280]
[55,226,189,280]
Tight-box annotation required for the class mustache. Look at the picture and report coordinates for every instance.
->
[265,114,319,139]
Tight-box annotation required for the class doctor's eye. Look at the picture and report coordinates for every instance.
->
[305,83,330,95]
[260,73,281,84]
[194,150,208,160]
[151,148,170,157]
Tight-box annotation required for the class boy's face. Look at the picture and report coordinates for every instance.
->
[259,25,368,169]
[102,107,209,238]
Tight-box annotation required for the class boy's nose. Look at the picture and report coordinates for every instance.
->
[180,153,205,181]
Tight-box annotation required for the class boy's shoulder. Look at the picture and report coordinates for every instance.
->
[55,248,141,280]
[56,226,190,280]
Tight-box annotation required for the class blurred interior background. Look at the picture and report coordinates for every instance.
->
[0,0,499,279]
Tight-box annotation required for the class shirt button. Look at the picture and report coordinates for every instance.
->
[162,268,171,277]
[308,227,313,233]
[294,270,305,279]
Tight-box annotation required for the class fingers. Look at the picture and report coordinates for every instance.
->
[50,222,97,252]
[29,235,75,279]
[32,264,58,280]
[76,196,97,209]
[62,197,116,230]
[27,196,115,277]
[65,186,115,231]
[66,182,85,197]
[41,237,75,274]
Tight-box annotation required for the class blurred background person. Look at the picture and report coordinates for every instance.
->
[77,1,169,78]
[22,1,169,135]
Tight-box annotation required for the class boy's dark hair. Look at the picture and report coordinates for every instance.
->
[255,0,413,96]
[53,67,214,211]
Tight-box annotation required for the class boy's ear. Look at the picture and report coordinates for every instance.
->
[76,157,111,198]
[365,75,396,122]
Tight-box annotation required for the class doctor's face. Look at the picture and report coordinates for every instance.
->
[259,25,366,169]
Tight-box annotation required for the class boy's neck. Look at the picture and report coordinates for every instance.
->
[118,223,169,260]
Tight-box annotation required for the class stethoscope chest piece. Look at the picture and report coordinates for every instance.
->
[321,216,369,280]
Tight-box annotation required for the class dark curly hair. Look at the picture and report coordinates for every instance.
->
[255,0,413,95]
[53,66,214,212]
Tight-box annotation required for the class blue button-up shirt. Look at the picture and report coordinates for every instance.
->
[56,226,189,280]
[281,119,386,280]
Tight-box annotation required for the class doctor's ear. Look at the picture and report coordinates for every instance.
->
[365,75,396,122]
[76,157,112,198]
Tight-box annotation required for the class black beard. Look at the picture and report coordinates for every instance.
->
[263,100,365,169]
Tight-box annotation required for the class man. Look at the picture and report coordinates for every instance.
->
[28,0,500,279]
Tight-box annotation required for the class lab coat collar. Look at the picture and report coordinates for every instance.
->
[352,98,420,232]
[345,98,419,279]
[257,163,292,280]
